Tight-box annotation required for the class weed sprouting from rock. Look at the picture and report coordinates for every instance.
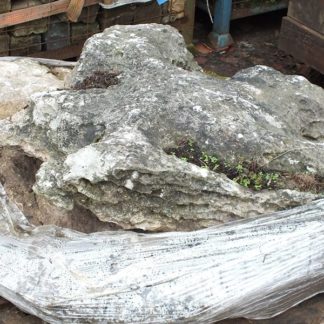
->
[165,139,323,193]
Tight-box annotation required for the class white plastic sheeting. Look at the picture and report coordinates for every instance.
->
[100,0,151,9]
[0,183,323,323]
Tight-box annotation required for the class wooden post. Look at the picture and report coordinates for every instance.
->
[208,0,233,50]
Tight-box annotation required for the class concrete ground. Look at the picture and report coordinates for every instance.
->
[193,8,323,87]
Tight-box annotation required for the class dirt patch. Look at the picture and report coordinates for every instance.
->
[0,304,43,324]
[193,9,324,87]
[0,147,119,233]
[0,147,42,222]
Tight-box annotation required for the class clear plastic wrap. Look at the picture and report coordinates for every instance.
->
[100,0,151,9]
[0,183,323,323]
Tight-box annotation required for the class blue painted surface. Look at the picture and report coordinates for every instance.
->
[208,0,233,50]
[213,0,232,34]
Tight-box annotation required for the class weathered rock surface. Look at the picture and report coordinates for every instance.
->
[0,58,67,119]
[0,24,323,231]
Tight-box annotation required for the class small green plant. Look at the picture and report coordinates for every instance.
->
[201,152,219,170]
[235,163,244,174]
[165,139,282,191]
[233,169,280,191]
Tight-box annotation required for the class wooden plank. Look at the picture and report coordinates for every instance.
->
[232,0,288,20]
[279,16,324,74]
[28,43,85,60]
[288,0,324,35]
[170,0,196,45]
[67,0,86,22]
[0,0,99,29]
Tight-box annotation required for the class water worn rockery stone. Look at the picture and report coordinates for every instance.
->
[0,24,323,231]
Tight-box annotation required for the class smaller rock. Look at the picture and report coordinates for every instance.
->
[0,59,66,119]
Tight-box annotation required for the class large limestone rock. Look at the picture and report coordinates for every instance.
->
[0,24,323,231]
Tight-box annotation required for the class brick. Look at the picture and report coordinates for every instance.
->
[71,22,99,45]
[10,34,42,56]
[98,5,136,30]
[10,0,48,37]
[79,4,99,24]
[0,31,10,55]
[44,17,70,50]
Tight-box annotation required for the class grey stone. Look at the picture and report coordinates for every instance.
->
[79,4,99,24]
[0,32,9,56]
[44,17,70,51]
[10,34,41,56]
[70,24,201,86]
[10,19,48,37]
[71,22,100,45]
[10,1,47,37]
[0,24,323,231]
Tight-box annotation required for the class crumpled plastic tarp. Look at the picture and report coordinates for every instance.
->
[0,183,323,323]
[100,0,151,9]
